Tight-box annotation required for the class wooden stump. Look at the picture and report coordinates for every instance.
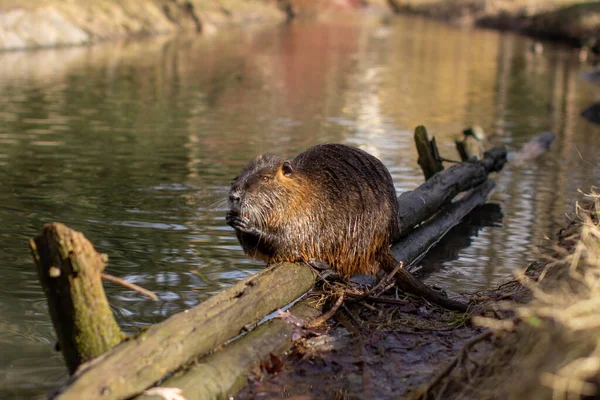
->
[30,223,122,374]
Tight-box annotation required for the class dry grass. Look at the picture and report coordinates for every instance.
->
[423,190,600,399]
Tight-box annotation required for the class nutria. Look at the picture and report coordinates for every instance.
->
[226,143,468,311]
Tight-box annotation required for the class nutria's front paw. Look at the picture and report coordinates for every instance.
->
[225,211,238,225]
[226,212,261,236]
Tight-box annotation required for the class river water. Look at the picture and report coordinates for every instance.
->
[1,15,599,398]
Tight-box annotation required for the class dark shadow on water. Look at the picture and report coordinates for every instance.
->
[415,203,504,279]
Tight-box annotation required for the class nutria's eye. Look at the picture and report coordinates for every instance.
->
[261,175,270,182]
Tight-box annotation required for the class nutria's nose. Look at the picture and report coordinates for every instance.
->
[229,191,241,206]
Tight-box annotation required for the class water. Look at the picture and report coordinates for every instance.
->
[0,15,599,398]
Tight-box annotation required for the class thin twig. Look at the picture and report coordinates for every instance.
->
[346,292,410,306]
[307,292,345,328]
[371,261,404,297]
[416,330,494,399]
[358,301,378,312]
[101,273,159,300]
[347,262,405,305]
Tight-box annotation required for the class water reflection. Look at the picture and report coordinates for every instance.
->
[0,15,599,397]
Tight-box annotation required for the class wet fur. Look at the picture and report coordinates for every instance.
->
[227,144,399,277]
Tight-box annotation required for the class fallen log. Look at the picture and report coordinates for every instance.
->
[48,261,316,400]
[136,299,321,400]
[387,182,498,312]
[133,186,498,399]
[393,180,496,271]
[132,187,499,398]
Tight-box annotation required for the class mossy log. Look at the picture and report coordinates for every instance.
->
[50,262,316,400]
[397,146,506,235]
[29,223,122,374]
[136,299,321,400]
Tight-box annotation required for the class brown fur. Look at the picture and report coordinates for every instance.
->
[226,144,468,311]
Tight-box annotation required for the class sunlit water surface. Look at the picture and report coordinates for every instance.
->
[1,15,599,398]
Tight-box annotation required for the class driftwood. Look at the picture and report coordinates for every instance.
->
[397,146,506,235]
[30,223,123,374]
[33,127,508,399]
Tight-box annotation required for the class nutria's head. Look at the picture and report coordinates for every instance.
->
[228,154,307,230]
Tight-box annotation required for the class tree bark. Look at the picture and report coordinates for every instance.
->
[30,223,123,374]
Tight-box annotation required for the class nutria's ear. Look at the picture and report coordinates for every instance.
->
[281,160,293,177]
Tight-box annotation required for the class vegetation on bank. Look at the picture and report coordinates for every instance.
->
[0,0,598,52]
[388,0,600,51]
[0,0,286,51]
[423,191,600,399]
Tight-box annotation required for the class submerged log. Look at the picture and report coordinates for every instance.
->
[393,180,496,271]
[29,223,122,374]
[50,262,316,400]
[513,131,555,164]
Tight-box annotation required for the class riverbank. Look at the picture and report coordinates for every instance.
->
[0,0,286,51]
[389,0,600,53]
[0,0,597,53]
[0,0,392,52]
